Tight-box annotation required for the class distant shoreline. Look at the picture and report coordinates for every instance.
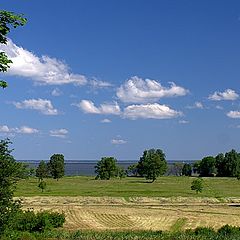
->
[17,160,197,176]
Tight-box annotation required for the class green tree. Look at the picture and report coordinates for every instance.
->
[237,172,240,180]
[0,139,27,234]
[95,157,118,180]
[48,154,65,180]
[137,149,167,182]
[182,163,192,176]
[0,10,26,89]
[191,178,203,194]
[216,150,240,177]
[192,160,201,174]
[127,163,138,177]
[28,167,35,177]
[215,153,226,177]
[38,181,47,193]
[199,156,216,177]
[172,162,184,176]
[36,160,48,181]
[116,166,126,179]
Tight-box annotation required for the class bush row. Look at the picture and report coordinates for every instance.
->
[1,225,240,240]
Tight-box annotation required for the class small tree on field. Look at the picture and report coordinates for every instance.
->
[48,154,65,180]
[137,149,167,183]
[38,180,47,193]
[191,178,203,194]
[36,160,48,181]
[182,163,192,176]
[95,157,118,180]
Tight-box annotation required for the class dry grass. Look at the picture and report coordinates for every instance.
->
[19,196,240,231]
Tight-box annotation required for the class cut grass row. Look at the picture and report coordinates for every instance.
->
[15,176,240,198]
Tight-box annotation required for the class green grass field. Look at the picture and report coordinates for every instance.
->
[15,176,240,198]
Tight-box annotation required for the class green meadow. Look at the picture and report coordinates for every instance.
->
[15,176,240,198]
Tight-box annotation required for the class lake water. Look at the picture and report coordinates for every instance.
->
[18,160,195,176]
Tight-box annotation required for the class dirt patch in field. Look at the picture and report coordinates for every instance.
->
[18,196,240,231]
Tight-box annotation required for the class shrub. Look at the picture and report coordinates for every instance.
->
[194,226,216,236]
[218,224,240,236]
[191,178,203,194]
[9,210,65,233]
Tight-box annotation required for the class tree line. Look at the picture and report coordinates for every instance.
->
[35,148,240,185]
[193,149,240,178]
[36,148,168,183]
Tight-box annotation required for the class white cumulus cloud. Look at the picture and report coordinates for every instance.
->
[123,103,182,120]
[186,101,204,109]
[90,79,113,88]
[0,125,10,133]
[227,110,240,119]
[13,98,59,115]
[51,88,63,96]
[50,129,68,138]
[16,126,39,134]
[216,105,224,110]
[75,100,121,115]
[117,76,188,103]
[0,125,39,135]
[111,139,127,145]
[208,89,239,101]
[101,118,111,123]
[195,102,204,109]
[0,39,87,85]
[179,120,189,124]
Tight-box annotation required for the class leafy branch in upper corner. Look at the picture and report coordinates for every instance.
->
[0,10,27,89]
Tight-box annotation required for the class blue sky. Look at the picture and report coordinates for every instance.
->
[1,0,240,161]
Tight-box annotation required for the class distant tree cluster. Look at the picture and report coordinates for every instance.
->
[195,149,240,178]
[36,154,65,180]
[165,149,240,179]
[35,154,65,192]
[95,157,126,180]
[167,162,192,176]
[95,149,168,182]
[182,163,192,176]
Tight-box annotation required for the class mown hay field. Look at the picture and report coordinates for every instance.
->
[20,196,240,231]
[15,176,240,231]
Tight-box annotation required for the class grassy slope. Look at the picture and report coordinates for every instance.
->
[15,176,240,198]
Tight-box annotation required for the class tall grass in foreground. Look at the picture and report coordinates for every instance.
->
[1,225,240,240]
